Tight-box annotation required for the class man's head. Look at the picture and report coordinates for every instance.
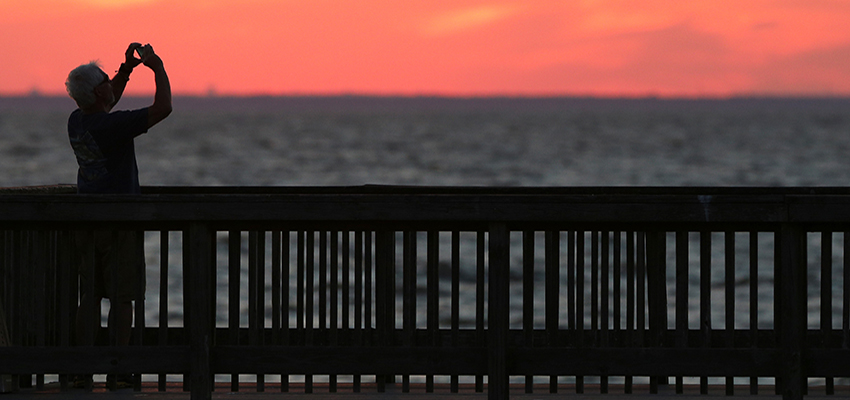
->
[66,61,114,110]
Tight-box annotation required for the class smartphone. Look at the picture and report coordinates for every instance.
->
[135,46,147,59]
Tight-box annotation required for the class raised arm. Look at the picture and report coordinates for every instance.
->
[108,43,144,111]
[139,45,173,128]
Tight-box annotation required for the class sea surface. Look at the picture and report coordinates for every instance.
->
[3,96,850,188]
[3,96,850,384]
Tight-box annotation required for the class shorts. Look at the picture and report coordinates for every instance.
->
[76,230,146,302]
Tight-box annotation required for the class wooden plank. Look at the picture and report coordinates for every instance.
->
[592,232,599,338]
[576,231,585,393]
[450,231,460,393]
[57,231,72,391]
[725,231,736,396]
[271,231,281,348]
[426,229,438,392]
[281,230,291,392]
[521,230,533,394]
[700,231,711,394]
[329,231,339,393]
[749,231,759,395]
[675,230,688,394]
[159,230,170,391]
[227,230,240,392]
[305,231,315,393]
[512,348,782,377]
[475,230,485,393]
[600,231,610,393]
[374,230,395,392]
[612,232,621,338]
[401,231,415,393]
[624,231,635,394]
[254,230,266,392]
[820,231,834,395]
[488,223,510,400]
[778,224,805,400]
[0,346,191,374]
[0,193,792,224]
[645,231,667,394]
[805,348,850,375]
[544,230,559,393]
[353,231,363,393]
[211,346,486,375]
[187,223,213,400]
[319,231,328,335]
[845,232,850,350]
[341,231,350,341]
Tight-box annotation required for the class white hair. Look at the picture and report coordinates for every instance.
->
[65,61,105,109]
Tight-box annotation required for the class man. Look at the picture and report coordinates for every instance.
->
[65,43,171,389]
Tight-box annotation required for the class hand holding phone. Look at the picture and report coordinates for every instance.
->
[135,44,149,59]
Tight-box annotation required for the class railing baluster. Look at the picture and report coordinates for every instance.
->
[725,231,736,396]
[475,230,486,393]
[821,231,833,394]
[319,231,328,338]
[488,223,509,400]
[353,231,363,393]
[675,230,688,394]
[778,224,805,400]
[159,231,170,392]
[58,230,72,391]
[450,231,460,393]
[522,230,534,394]
[845,232,850,351]
[305,231,314,393]
[375,230,394,392]
[625,231,635,394]
[591,231,599,342]
[227,230,240,392]
[647,231,667,393]
[700,231,711,394]
[576,231,585,393]
[600,231,610,393]
[402,231,416,393]
[281,231,291,392]
[613,231,621,342]
[749,231,759,395]
[329,230,339,392]
[545,231,559,393]
[187,223,213,400]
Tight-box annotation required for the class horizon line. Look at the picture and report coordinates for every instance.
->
[4,92,850,101]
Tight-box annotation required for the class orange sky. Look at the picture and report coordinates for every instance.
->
[3,0,850,97]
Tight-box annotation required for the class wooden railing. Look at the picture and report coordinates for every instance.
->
[2,186,850,400]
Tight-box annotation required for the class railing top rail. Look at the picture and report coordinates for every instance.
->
[1,185,850,226]
[6,184,850,196]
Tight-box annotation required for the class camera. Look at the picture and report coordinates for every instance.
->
[135,45,148,59]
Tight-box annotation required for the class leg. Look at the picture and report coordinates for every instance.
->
[75,293,101,346]
[74,293,100,389]
[108,300,134,346]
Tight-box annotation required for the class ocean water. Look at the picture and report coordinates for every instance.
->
[3,96,850,384]
[3,96,850,188]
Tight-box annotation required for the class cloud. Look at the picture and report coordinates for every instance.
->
[421,4,523,35]
[511,22,740,96]
[751,43,850,94]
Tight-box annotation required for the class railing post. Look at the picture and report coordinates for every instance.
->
[778,223,805,400]
[374,230,395,389]
[186,223,213,400]
[646,231,668,391]
[488,223,509,400]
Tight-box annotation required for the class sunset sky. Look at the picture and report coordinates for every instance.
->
[3,0,850,97]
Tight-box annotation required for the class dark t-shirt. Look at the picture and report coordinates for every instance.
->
[68,108,149,194]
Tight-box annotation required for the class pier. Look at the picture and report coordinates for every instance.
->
[2,186,850,399]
